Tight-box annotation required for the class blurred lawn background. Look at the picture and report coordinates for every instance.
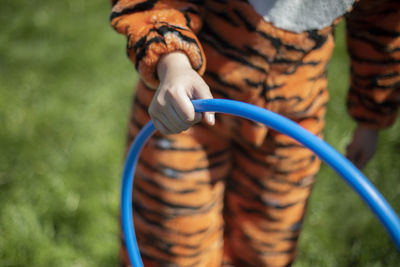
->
[0,0,399,266]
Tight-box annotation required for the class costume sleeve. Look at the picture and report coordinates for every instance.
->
[110,0,206,89]
[345,0,400,129]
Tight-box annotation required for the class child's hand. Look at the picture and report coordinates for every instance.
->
[149,52,215,135]
[346,126,379,169]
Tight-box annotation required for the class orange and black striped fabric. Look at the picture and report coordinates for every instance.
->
[110,0,400,266]
[346,0,400,129]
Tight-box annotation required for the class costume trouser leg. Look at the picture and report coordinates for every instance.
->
[217,33,333,267]
[222,104,327,267]
[120,81,232,267]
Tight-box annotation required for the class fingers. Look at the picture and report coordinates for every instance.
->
[149,86,198,135]
[346,126,379,169]
[149,102,192,135]
[356,153,369,170]
[348,150,368,169]
[346,144,363,169]
[346,142,357,162]
[152,118,171,135]
[170,91,202,124]
[192,78,215,126]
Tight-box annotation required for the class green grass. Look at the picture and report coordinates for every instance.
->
[0,1,399,266]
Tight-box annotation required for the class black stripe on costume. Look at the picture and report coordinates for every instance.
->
[307,30,328,50]
[239,206,281,222]
[206,7,240,27]
[133,95,149,112]
[367,26,400,38]
[286,97,327,119]
[237,150,317,178]
[205,71,242,92]
[351,69,400,90]
[135,202,212,235]
[157,24,194,38]
[181,10,192,29]
[201,23,242,52]
[140,233,206,259]
[352,69,399,80]
[209,87,230,99]
[283,235,300,242]
[179,7,201,29]
[155,24,204,71]
[348,31,400,53]
[232,146,316,186]
[141,253,201,267]
[348,49,400,64]
[233,258,262,267]
[273,56,307,65]
[244,78,264,89]
[308,70,327,81]
[260,83,284,99]
[132,35,147,52]
[353,77,400,91]
[233,158,316,193]
[244,45,272,64]
[129,117,146,131]
[200,23,267,73]
[252,239,275,249]
[232,9,280,50]
[139,158,229,179]
[234,167,291,195]
[110,0,158,21]
[202,39,267,73]
[283,60,321,75]
[348,88,399,115]
[131,29,158,53]
[270,175,316,187]
[160,160,228,178]
[233,9,308,53]
[273,156,317,175]
[153,138,204,151]
[266,95,302,103]
[256,247,296,256]
[180,6,200,15]
[187,0,205,5]
[135,183,219,213]
[201,37,267,73]
[111,0,119,7]
[135,36,167,69]
[261,219,303,233]
[207,147,231,160]
[136,171,199,194]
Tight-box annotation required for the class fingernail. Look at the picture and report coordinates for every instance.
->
[208,114,215,125]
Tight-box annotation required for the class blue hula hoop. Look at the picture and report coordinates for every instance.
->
[121,99,400,266]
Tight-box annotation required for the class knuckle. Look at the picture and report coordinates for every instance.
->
[156,95,166,107]
[165,89,176,99]
[184,113,195,122]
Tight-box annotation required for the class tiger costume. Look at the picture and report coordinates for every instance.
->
[110,0,400,266]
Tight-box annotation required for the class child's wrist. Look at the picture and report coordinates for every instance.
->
[157,51,192,78]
